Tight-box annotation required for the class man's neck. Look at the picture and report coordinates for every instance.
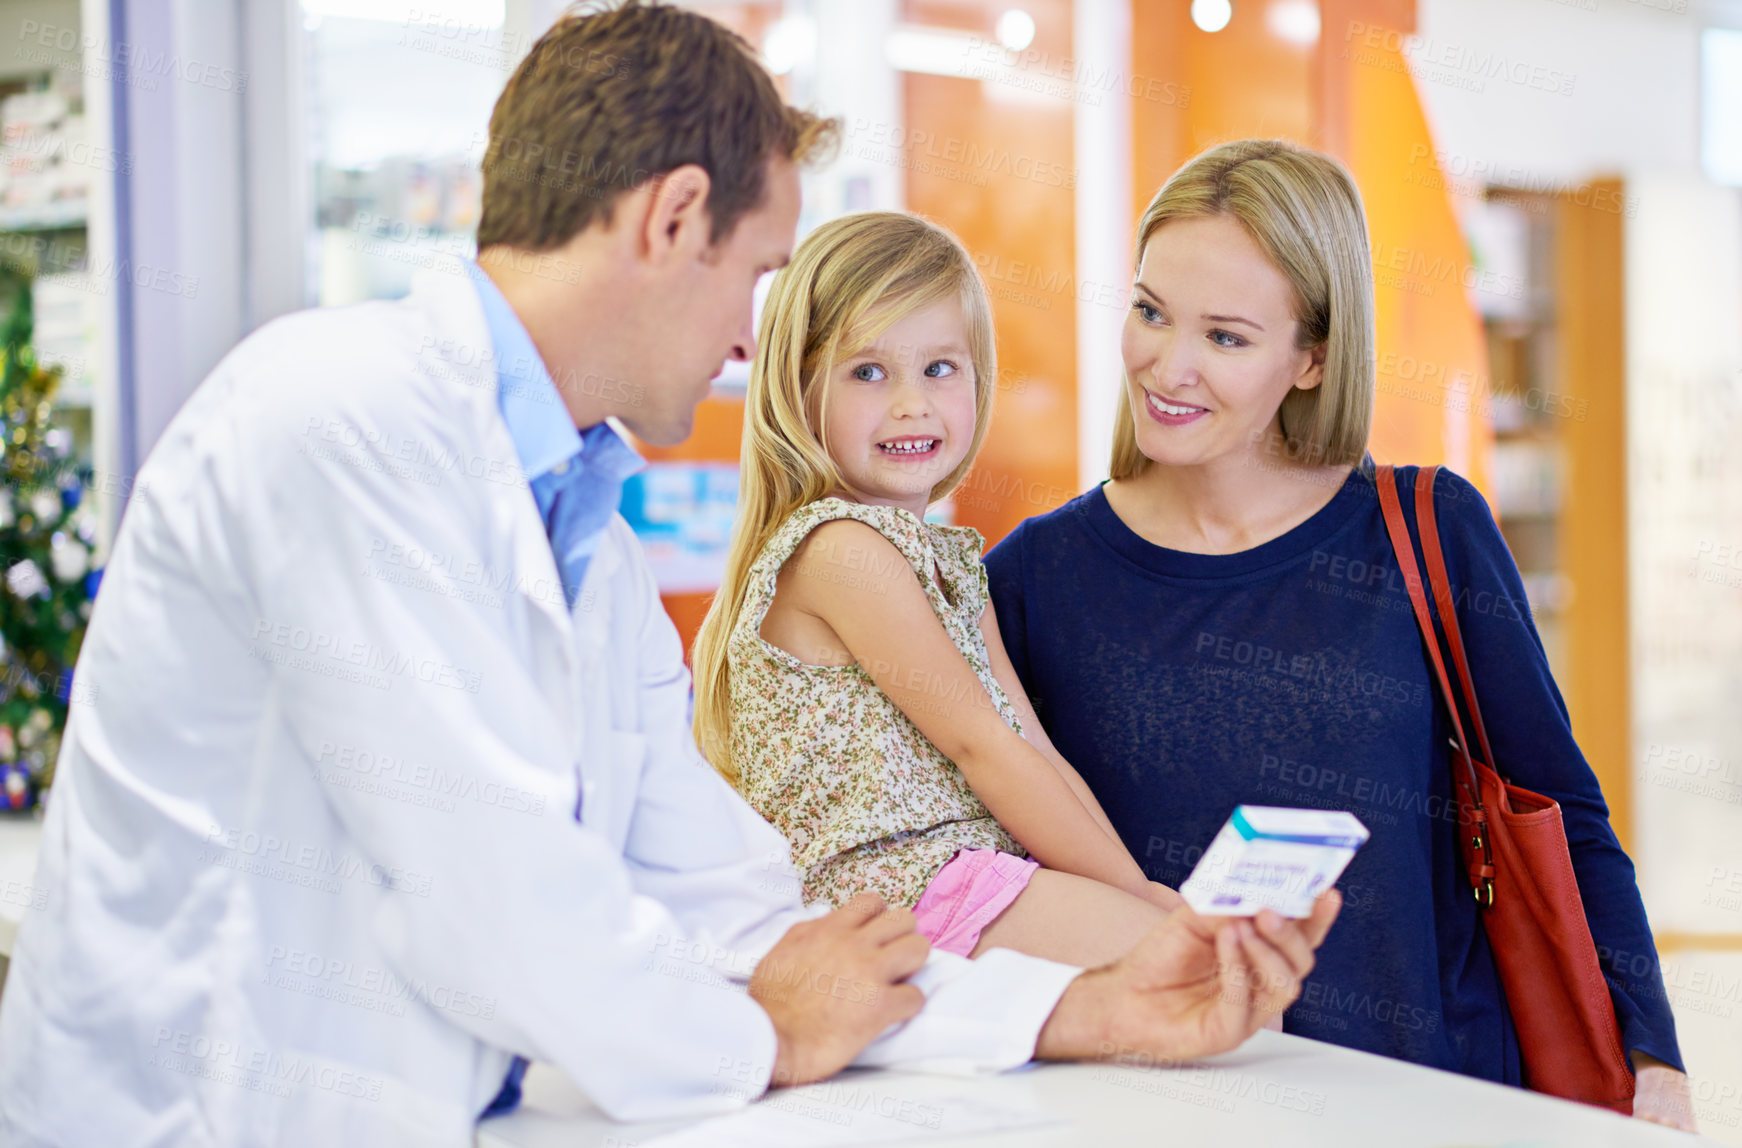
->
[477,245,617,429]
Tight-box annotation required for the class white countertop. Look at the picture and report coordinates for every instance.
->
[0,808,1717,1145]
[0,813,43,958]
[477,1029,1719,1148]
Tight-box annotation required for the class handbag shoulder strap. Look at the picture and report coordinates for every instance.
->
[1411,468,1499,773]
[1375,465,1496,904]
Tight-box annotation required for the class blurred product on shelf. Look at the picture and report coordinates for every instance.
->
[29,273,93,407]
[315,156,483,304]
[1460,198,1535,323]
[303,5,497,306]
[0,65,94,450]
[1491,438,1564,519]
[619,463,740,595]
[0,72,91,228]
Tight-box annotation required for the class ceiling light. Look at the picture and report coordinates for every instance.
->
[1191,0,1233,34]
[996,9,1036,52]
[886,25,980,78]
[762,15,817,76]
[301,0,503,22]
[1267,0,1320,46]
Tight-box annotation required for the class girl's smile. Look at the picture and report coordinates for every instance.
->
[876,435,943,459]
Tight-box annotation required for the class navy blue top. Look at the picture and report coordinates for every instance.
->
[983,465,1683,1082]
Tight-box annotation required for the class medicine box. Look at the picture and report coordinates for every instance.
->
[1178,805,1369,918]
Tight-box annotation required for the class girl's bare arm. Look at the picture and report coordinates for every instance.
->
[979,605,1181,909]
[979,605,1124,844]
[772,519,1151,896]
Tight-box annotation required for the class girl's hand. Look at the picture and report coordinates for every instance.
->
[1631,1053,1696,1131]
[1141,881,1184,912]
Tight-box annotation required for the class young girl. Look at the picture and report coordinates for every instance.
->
[691,212,1180,970]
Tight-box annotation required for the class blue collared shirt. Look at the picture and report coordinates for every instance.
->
[466,261,644,608]
[467,261,644,1119]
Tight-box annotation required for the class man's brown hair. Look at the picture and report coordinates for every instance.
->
[478,0,836,251]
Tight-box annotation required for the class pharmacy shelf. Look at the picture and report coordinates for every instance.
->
[0,201,86,232]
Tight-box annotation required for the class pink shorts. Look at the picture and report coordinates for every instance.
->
[912,849,1040,956]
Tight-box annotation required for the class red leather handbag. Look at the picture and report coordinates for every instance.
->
[1376,464,1635,1112]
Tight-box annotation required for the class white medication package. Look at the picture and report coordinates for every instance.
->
[1178,805,1370,918]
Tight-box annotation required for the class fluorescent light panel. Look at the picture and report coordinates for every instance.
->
[1705,28,1742,186]
[301,0,505,26]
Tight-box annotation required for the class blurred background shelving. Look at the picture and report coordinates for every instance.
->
[1465,190,1571,676]
[302,2,496,306]
[0,0,97,468]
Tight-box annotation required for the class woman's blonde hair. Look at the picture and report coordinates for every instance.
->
[1110,139,1375,479]
[691,211,998,785]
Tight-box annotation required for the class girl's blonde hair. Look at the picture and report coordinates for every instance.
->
[691,211,998,784]
[1110,139,1375,479]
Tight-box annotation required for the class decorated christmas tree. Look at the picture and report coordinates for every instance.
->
[0,274,97,810]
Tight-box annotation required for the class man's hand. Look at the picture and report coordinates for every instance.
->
[1631,1053,1696,1131]
[1035,890,1341,1064]
[750,893,930,1089]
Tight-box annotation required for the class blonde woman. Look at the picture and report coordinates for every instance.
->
[690,212,1278,972]
[982,139,1692,1126]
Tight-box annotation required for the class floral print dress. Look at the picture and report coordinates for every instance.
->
[728,497,1027,909]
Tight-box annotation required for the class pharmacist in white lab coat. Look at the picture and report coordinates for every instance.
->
[0,6,1337,1147]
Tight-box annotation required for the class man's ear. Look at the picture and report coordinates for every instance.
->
[1295,340,1328,392]
[641,164,713,264]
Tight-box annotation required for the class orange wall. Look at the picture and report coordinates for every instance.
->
[903,0,1081,546]
[637,396,745,657]
[1339,17,1493,493]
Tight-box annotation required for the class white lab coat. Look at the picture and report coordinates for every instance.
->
[0,268,1080,1147]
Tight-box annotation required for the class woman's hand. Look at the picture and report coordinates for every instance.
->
[1631,1052,1696,1131]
